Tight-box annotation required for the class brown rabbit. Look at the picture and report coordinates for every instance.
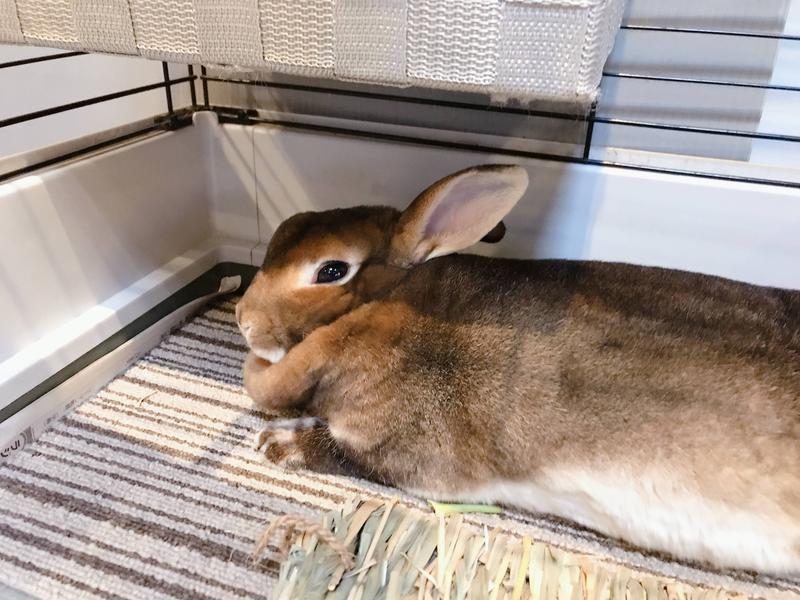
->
[236,164,800,574]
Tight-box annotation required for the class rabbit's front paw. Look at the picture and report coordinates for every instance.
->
[253,417,321,469]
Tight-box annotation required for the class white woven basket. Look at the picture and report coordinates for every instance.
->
[0,0,624,102]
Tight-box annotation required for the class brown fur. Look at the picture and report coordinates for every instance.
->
[237,165,800,572]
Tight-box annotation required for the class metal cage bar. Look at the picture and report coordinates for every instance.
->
[0,75,194,129]
[0,51,84,70]
[0,54,199,183]
[619,24,800,42]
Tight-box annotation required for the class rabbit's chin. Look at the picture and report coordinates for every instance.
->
[252,346,286,364]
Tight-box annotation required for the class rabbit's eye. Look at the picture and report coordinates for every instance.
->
[315,261,349,284]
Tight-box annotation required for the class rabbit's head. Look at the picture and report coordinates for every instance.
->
[236,164,529,362]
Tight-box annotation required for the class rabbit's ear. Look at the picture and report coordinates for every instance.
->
[391,165,528,266]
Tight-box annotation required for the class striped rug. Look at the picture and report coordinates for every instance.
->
[0,298,797,599]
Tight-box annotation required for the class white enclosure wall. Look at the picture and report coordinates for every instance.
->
[213,116,800,288]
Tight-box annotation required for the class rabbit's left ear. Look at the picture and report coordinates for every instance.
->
[390,165,528,266]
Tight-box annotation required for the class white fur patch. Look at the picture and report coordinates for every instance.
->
[268,427,295,445]
[254,417,323,467]
[254,428,302,466]
[252,346,286,363]
[258,417,322,432]
[328,421,366,450]
[442,469,799,574]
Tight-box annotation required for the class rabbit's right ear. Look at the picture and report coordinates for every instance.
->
[390,165,528,267]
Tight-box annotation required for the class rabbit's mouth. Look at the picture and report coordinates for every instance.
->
[252,345,286,364]
[238,320,290,364]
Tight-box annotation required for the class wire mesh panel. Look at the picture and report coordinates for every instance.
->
[334,0,406,84]
[259,0,335,76]
[0,0,25,43]
[73,0,138,55]
[14,0,81,48]
[0,0,625,102]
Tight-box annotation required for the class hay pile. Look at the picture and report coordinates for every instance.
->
[258,499,743,600]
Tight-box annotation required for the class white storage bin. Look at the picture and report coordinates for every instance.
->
[0,0,625,102]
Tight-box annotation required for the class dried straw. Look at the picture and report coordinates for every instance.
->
[254,500,748,600]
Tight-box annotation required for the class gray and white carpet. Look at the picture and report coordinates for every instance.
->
[0,298,797,599]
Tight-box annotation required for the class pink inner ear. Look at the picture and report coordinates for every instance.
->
[424,178,509,238]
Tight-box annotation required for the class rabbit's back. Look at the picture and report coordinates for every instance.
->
[393,255,800,359]
[389,255,800,456]
[323,256,800,477]
[360,256,800,571]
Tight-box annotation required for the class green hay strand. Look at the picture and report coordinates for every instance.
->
[427,501,503,517]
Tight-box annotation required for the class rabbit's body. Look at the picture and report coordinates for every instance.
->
[238,165,800,573]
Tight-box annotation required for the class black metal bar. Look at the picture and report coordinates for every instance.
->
[0,111,194,184]
[0,51,84,70]
[0,76,193,129]
[200,75,589,122]
[619,24,800,42]
[213,108,800,190]
[188,65,198,108]
[593,116,800,143]
[602,71,800,93]
[162,62,174,115]
[583,102,597,159]
[201,65,210,108]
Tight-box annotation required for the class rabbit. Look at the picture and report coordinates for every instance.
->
[236,164,800,574]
